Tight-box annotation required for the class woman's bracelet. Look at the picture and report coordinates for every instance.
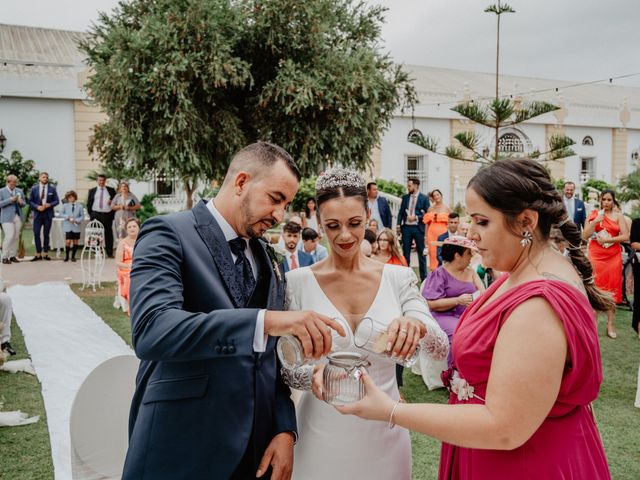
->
[388,399,401,429]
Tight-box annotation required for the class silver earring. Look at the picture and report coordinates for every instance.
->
[520,231,533,247]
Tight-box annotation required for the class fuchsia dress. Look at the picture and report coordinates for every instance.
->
[439,275,610,479]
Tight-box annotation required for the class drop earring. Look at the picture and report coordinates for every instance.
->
[520,230,533,247]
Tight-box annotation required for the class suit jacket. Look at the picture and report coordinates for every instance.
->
[123,200,296,479]
[0,186,25,223]
[572,197,587,229]
[376,196,393,229]
[28,183,59,220]
[86,185,117,217]
[281,250,314,273]
[59,202,85,233]
[397,192,430,234]
[436,230,451,266]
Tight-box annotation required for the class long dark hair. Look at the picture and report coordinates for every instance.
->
[304,197,317,218]
[468,159,613,312]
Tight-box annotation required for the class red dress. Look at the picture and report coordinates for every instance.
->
[439,275,610,479]
[587,211,622,303]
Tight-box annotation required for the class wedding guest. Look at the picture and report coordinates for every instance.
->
[28,172,59,261]
[367,181,392,229]
[423,189,452,272]
[112,181,141,238]
[116,218,140,315]
[367,218,380,236]
[457,221,470,238]
[582,189,628,338]
[299,227,328,263]
[123,141,342,479]
[87,174,117,258]
[436,212,460,266]
[630,217,640,334]
[281,221,314,272]
[60,191,84,262]
[422,235,484,367]
[562,181,587,231]
[373,228,407,266]
[301,197,320,233]
[398,178,429,280]
[0,292,15,356]
[340,159,612,480]
[0,174,26,264]
[364,228,378,255]
[283,168,448,479]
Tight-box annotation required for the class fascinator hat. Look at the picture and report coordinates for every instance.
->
[433,235,478,252]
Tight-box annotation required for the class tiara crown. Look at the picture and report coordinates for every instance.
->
[316,168,365,191]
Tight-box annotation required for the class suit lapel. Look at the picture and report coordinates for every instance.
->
[193,200,245,308]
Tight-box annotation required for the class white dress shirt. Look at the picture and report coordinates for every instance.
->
[207,199,268,352]
[285,250,300,270]
[92,186,113,213]
[368,197,383,227]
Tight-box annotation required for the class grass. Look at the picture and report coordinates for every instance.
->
[3,285,640,479]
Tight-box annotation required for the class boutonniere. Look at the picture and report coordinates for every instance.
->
[264,242,285,282]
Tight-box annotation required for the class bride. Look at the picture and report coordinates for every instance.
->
[283,168,448,479]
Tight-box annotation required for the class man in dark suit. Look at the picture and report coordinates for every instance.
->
[397,177,430,280]
[436,212,460,266]
[28,172,59,261]
[87,174,117,257]
[280,221,314,272]
[123,142,343,479]
[366,181,392,229]
[563,181,586,230]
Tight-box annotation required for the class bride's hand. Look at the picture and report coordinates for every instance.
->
[387,316,426,360]
[335,370,395,422]
[311,364,325,401]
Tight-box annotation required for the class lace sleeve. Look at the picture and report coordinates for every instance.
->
[397,268,449,361]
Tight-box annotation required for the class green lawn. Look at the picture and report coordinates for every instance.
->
[2,285,639,479]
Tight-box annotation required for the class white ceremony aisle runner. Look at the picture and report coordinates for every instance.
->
[8,282,134,480]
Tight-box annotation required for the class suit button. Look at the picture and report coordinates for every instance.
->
[215,345,222,354]
[221,346,229,355]
[228,345,236,354]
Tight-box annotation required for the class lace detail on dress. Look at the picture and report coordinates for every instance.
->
[396,267,450,361]
[281,363,314,391]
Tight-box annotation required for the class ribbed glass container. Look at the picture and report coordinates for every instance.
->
[322,352,368,406]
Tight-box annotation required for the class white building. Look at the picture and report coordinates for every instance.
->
[1,24,639,211]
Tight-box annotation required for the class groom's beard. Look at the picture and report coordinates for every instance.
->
[241,198,276,239]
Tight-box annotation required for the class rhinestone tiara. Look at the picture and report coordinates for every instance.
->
[316,168,366,191]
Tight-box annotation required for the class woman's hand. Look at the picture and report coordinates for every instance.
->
[335,370,396,422]
[311,364,325,401]
[457,293,473,306]
[387,316,426,359]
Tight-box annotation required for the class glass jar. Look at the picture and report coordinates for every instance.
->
[354,316,419,368]
[276,316,353,368]
[322,352,369,406]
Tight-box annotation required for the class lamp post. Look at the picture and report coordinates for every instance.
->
[0,130,6,153]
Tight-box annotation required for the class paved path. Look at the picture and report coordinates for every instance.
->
[2,255,117,287]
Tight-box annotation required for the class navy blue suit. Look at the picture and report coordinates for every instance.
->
[571,197,587,230]
[281,250,314,273]
[397,193,430,280]
[123,201,296,479]
[376,196,392,229]
[436,230,451,266]
[28,183,59,254]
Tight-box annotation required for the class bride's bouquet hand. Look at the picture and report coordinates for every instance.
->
[335,370,395,422]
[387,317,426,360]
[311,364,325,401]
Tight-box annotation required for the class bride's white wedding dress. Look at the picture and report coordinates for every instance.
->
[284,264,448,480]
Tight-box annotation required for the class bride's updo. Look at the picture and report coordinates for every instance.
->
[315,168,368,211]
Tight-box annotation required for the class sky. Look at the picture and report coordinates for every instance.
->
[2,0,639,87]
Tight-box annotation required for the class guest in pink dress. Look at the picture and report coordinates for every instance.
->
[338,159,611,479]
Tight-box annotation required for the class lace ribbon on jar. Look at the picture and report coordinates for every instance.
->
[281,363,314,391]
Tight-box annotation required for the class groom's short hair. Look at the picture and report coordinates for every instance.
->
[225,141,301,184]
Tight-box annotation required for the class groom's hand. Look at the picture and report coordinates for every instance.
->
[256,431,294,479]
[264,311,346,359]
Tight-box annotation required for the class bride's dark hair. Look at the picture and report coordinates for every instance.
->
[315,168,368,211]
[468,158,614,313]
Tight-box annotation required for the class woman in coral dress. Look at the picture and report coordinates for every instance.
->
[423,189,451,271]
[373,228,408,266]
[582,189,629,338]
[116,218,140,315]
[340,159,611,479]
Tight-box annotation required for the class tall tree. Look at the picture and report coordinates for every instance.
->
[410,2,574,164]
[81,0,415,208]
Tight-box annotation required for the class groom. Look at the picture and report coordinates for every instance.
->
[123,142,342,479]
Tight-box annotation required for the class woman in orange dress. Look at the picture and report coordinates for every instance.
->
[423,189,452,271]
[116,217,140,315]
[582,189,629,338]
[373,228,407,266]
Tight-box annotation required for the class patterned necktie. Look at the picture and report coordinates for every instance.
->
[40,185,45,204]
[228,237,256,305]
[290,252,298,270]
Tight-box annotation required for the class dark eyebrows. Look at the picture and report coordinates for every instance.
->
[270,191,287,202]
[324,216,365,222]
